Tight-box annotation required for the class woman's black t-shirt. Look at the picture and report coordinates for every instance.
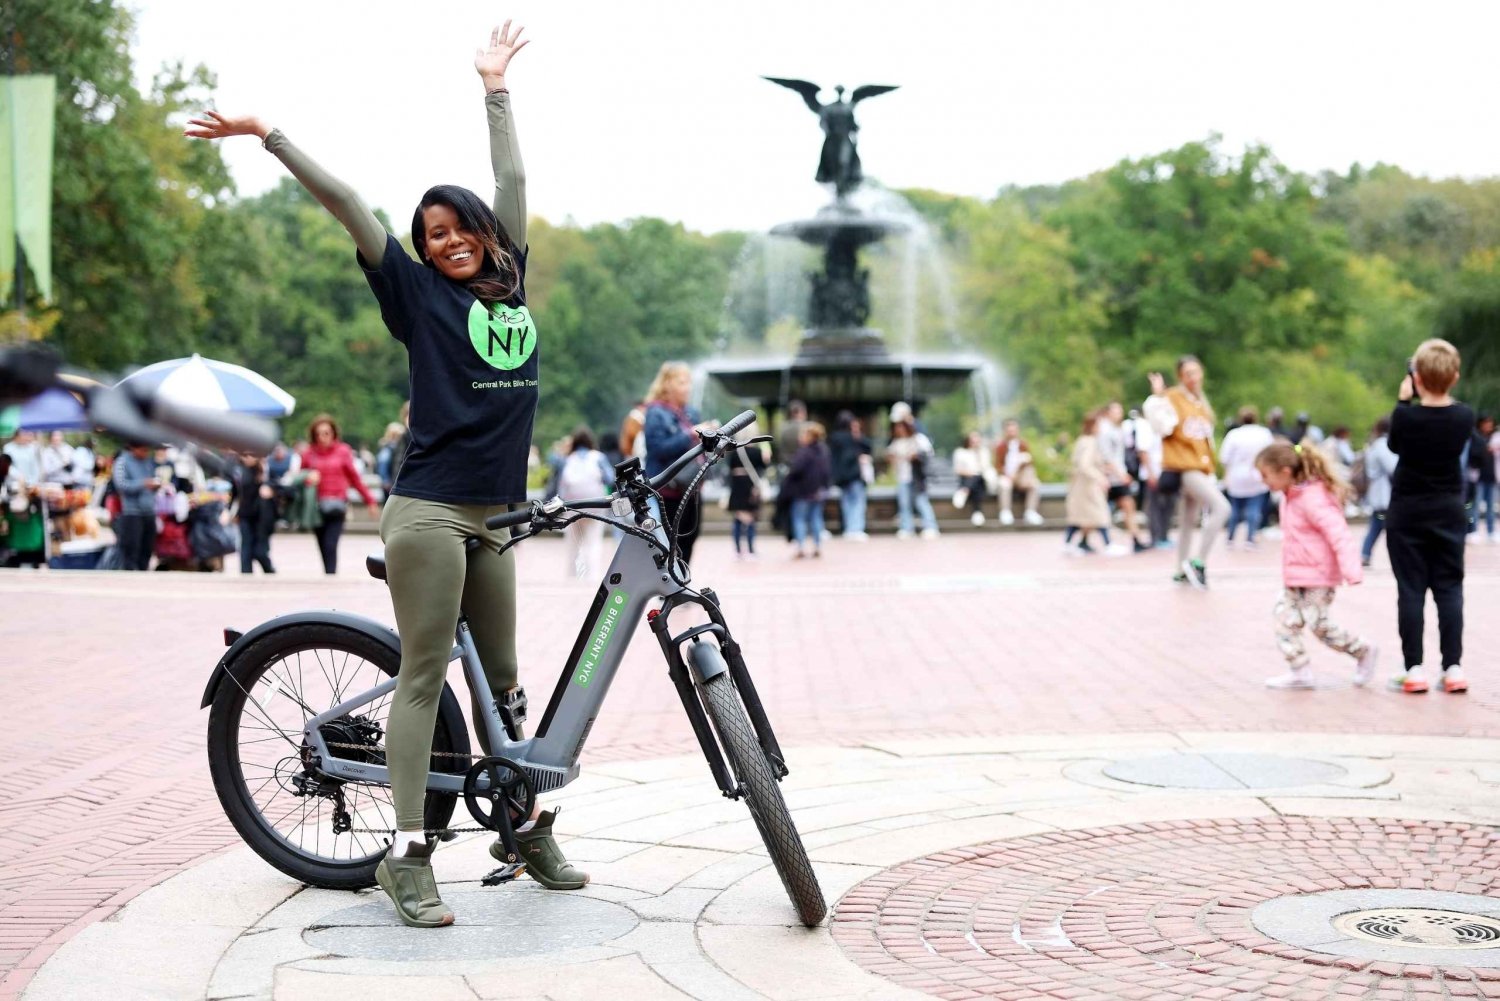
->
[361,233,536,505]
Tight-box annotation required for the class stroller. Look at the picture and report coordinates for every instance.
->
[155,499,237,571]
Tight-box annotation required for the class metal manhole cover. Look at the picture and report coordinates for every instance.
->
[1333,908,1500,949]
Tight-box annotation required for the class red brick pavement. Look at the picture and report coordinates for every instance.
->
[1,532,1498,996]
[833,817,1500,1000]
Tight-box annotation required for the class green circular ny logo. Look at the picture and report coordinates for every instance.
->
[467,302,537,371]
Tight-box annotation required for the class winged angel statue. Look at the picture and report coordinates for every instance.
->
[763,78,898,197]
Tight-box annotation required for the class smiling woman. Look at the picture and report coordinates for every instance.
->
[183,19,586,929]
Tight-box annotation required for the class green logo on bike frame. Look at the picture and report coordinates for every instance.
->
[467,302,537,371]
[575,591,628,687]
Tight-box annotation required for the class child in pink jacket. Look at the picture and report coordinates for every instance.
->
[1257,441,1379,690]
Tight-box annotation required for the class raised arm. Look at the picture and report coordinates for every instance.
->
[475,21,530,249]
[184,112,389,266]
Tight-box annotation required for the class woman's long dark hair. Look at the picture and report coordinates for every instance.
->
[411,185,521,306]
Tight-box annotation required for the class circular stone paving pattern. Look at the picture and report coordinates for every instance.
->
[832,817,1500,1000]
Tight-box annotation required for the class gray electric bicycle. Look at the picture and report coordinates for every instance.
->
[201,409,827,926]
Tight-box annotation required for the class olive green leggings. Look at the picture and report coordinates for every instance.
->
[380,495,518,829]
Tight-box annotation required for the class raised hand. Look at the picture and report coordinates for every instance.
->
[1147,371,1167,396]
[183,110,270,141]
[475,19,529,86]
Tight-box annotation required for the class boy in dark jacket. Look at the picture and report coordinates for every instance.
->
[1387,339,1472,694]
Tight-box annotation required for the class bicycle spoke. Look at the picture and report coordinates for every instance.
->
[311,648,341,705]
[222,640,454,872]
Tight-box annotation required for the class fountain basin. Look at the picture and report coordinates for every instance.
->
[707,352,981,412]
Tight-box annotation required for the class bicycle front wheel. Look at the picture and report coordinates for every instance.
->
[206,623,466,889]
[698,660,826,927]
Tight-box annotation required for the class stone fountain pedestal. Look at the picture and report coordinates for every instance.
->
[706,198,979,432]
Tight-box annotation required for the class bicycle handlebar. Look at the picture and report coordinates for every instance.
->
[717,408,758,440]
[482,409,760,533]
[646,408,757,492]
[487,506,534,530]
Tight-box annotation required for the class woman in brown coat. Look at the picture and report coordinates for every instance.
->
[1064,411,1115,555]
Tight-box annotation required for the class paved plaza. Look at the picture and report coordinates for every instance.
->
[4,530,1500,999]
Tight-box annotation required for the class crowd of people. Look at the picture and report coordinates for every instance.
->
[0,411,394,574]
[1048,340,1481,695]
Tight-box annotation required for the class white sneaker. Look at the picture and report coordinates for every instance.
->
[1104,543,1132,557]
[895,529,915,540]
[844,530,868,542]
[1354,644,1378,687]
[1391,666,1429,694]
[1441,666,1468,694]
[952,487,969,509]
[970,511,986,527]
[1266,666,1315,689]
[919,527,940,540]
[1488,535,1500,546]
[1024,510,1044,527]
[1000,510,1015,526]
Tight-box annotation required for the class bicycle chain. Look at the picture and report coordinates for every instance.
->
[322,740,502,838]
[325,740,484,760]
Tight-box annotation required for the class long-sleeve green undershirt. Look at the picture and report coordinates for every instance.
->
[261,91,526,267]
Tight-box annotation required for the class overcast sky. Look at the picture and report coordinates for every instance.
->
[128,0,1500,234]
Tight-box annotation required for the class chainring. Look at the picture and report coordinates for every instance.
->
[461,756,536,832]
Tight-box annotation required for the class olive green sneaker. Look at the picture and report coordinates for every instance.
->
[490,810,589,890]
[374,841,455,928]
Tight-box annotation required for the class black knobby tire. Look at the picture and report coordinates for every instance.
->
[206,623,467,890]
[698,665,826,927]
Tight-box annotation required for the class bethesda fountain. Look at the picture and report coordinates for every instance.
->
[705,77,981,431]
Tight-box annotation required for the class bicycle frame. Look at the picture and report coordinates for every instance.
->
[301,502,785,802]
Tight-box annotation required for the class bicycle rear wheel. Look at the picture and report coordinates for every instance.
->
[206,623,466,889]
[697,658,826,927]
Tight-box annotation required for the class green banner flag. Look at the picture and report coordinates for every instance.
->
[0,75,57,305]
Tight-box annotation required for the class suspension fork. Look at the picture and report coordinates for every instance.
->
[649,589,790,797]
[695,587,788,777]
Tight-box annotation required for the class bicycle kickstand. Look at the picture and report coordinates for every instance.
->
[481,805,527,887]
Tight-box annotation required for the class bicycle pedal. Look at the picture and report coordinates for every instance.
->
[481,862,527,886]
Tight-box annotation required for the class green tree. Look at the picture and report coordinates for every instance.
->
[1048,137,1352,370]
[189,180,408,445]
[8,0,237,370]
[959,200,1117,430]
[1433,248,1500,415]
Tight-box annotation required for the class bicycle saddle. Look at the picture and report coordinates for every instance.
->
[365,537,482,582]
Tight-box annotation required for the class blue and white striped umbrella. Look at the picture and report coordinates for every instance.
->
[116,354,296,417]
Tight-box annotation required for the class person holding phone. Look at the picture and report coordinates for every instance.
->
[1385,340,1472,694]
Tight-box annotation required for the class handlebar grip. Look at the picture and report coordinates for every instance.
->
[719,409,757,439]
[147,397,279,455]
[485,505,535,531]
